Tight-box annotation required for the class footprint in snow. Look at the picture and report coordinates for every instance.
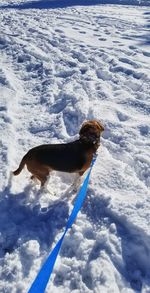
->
[79,31,86,34]
[117,111,129,122]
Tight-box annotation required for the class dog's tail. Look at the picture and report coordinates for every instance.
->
[13,155,27,176]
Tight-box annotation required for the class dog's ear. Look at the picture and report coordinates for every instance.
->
[95,121,105,132]
[79,121,90,136]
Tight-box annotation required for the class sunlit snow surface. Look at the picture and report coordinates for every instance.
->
[0,0,150,292]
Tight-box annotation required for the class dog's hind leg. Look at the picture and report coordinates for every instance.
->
[30,174,39,184]
[31,171,49,189]
[26,161,50,189]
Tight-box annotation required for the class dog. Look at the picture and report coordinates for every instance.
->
[13,120,104,189]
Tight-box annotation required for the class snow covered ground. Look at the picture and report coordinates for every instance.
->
[0,0,150,292]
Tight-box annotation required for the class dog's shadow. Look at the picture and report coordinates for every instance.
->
[0,185,69,259]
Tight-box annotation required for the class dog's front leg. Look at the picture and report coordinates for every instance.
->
[71,172,84,192]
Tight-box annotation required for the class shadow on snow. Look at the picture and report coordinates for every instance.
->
[0,186,69,277]
[125,11,150,46]
[0,0,150,10]
[81,189,150,292]
[0,183,150,288]
[141,11,150,46]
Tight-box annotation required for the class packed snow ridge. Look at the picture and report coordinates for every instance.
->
[0,0,150,292]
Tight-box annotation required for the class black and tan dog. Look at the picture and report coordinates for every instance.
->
[13,120,104,189]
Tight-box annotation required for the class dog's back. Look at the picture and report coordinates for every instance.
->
[26,140,87,173]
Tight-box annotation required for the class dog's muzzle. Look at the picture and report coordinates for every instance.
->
[81,134,100,145]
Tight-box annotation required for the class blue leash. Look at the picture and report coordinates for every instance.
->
[28,155,97,293]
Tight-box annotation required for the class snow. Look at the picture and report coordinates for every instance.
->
[0,0,150,292]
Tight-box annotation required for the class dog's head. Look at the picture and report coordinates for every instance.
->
[79,120,104,146]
